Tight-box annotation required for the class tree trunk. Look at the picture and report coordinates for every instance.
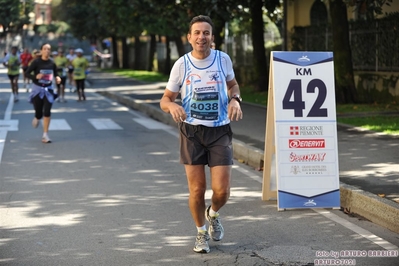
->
[213,17,226,50]
[122,37,129,69]
[147,34,156,71]
[173,36,185,57]
[163,36,171,75]
[111,35,119,68]
[250,0,268,92]
[329,0,358,103]
[134,35,141,70]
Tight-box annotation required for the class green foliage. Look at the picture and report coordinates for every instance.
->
[35,21,70,35]
[336,103,399,113]
[103,69,169,82]
[344,0,393,18]
[0,0,33,35]
[337,116,399,135]
[240,85,268,106]
[56,0,104,40]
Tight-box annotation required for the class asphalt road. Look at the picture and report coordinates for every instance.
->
[0,66,398,266]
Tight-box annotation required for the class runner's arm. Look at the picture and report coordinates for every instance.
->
[24,60,36,80]
[160,89,187,122]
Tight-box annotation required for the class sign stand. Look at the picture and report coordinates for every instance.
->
[262,60,277,201]
[262,52,340,211]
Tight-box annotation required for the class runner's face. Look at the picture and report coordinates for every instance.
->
[41,44,51,58]
[187,22,214,57]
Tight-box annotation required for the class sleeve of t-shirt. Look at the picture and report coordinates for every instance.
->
[166,57,185,93]
[220,52,235,82]
[53,62,59,77]
[3,54,10,63]
[25,59,37,80]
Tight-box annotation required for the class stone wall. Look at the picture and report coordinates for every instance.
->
[354,71,399,103]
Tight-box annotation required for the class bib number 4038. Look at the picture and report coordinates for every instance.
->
[282,79,328,117]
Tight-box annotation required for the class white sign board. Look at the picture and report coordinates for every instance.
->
[263,52,340,210]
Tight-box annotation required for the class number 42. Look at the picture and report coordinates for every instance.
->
[282,79,328,117]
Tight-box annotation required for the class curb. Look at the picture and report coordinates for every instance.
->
[98,90,399,234]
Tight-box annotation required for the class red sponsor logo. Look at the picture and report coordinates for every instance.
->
[289,139,325,148]
[290,126,299,135]
[289,152,326,162]
[289,125,323,136]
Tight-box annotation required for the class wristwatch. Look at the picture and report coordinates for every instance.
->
[230,94,242,104]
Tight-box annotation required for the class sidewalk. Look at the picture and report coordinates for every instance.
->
[89,69,399,234]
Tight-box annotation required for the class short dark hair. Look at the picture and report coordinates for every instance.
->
[188,15,214,34]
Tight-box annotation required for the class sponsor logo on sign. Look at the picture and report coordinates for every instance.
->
[289,165,328,175]
[304,199,316,206]
[290,166,301,175]
[289,152,326,162]
[290,126,299,135]
[301,165,328,175]
[289,139,325,148]
[289,126,323,136]
[298,55,310,62]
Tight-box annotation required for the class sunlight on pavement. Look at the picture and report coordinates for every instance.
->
[0,203,84,229]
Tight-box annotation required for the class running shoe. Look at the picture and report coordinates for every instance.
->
[32,117,39,128]
[205,206,224,241]
[193,231,210,253]
[14,95,19,102]
[42,135,52,143]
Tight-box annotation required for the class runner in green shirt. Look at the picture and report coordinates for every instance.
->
[54,49,69,102]
[3,46,21,102]
[72,48,89,101]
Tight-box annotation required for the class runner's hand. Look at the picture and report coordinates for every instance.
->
[169,103,187,123]
[228,100,243,121]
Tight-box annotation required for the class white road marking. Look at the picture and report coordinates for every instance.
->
[133,118,172,130]
[0,120,18,131]
[314,208,399,250]
[48,119,71,130]
[0,130,6,162]
[88,118,123,130]
[0,94,13,161]
[4,93,13,120]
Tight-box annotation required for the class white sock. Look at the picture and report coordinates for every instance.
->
[209,207,218,217]
[197,225,207,233]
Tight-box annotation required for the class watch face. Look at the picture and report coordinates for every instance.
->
[233,95,242,102]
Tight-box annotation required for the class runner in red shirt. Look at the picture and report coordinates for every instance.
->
[20,48,33,92]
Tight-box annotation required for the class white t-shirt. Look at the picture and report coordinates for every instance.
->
[66,54,77,68]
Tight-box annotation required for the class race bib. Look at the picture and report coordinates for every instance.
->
[39,69,54,85]
[190,87,219,120]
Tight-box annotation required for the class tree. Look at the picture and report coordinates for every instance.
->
[0,0,33,38]
[56,0,105,43]
[329,0,358,103]
[232,0,280,91]
[329,0,393,103]
[250,0,268,92]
